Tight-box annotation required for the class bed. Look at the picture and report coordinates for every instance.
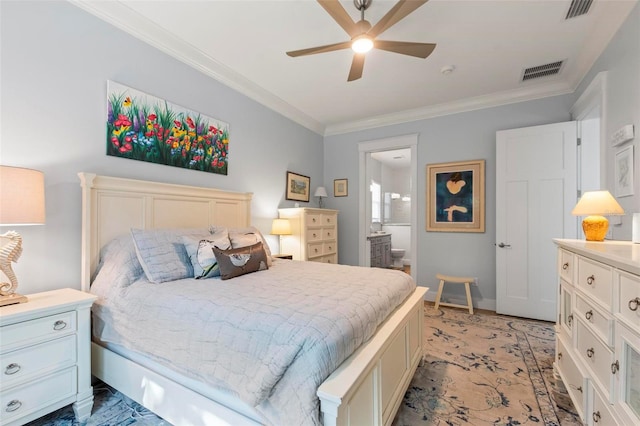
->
[79,173,427,426]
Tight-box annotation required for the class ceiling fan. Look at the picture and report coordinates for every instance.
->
[286,0,435,82]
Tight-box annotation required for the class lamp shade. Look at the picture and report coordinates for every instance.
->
[571,190,624,216]
[314,186,328,198]
[271,218,291,236]
[0,166,46,225]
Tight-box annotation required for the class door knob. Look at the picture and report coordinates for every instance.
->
[498,242,511,248]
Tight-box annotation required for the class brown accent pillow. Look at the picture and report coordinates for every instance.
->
[213,242,269,280]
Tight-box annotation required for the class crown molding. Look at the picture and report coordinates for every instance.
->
[324,81,575,136]
[68,0,326,136]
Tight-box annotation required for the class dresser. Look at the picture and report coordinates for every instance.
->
[0,288,97,426]
[553,239,640,426]
[369,234,392,268]
[278,208,338,263]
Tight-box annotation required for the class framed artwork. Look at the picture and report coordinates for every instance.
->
[107,81,229,175]
[615,145,634,197]
[286,171,310,202]
[334,178,348,197]
[426,159,485,232]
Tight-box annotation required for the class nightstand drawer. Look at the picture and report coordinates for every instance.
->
[0,311,76,352]
[0,367,77,424]
[1,335,76,387]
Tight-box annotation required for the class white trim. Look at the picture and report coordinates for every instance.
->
[69,0,325,136]
[358,134,418,285]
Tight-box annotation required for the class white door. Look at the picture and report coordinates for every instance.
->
[496,122,577,321]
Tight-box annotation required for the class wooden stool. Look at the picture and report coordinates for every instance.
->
[434,273,474,314]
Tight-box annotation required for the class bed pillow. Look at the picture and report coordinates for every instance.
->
[225,226,273,266]
[130,228,210,283]
[213,241,269,280]
[182,228,231,279]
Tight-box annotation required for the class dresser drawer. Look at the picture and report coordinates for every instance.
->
[323,242,336,255]
[617,271,640,329]
[556,336,587,420]
[323,228,336,240]
[575,293,614,347]
[0,367,77,424]
[321,254,337,264]
[307,228,323,242]
[590,383,618,426]
[577,257,612,310]
[321,214,336,227]
[306,214,322,227]
[308,242,323,258]
[0,311,76,352]
[0,334,76,388]
[559,248,575,284]
[576,319,614,398]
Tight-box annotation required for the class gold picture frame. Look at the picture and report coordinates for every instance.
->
[426,159,485,232]
[334,178,348,197]
[286,171,310,202]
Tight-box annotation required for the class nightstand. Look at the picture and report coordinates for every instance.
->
[0,288,97,426]
[273,254,293,260]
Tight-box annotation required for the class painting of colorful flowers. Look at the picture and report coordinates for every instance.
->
[106,81,229,175]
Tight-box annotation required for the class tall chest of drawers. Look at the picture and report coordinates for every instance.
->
[554,239,640,425]
[278,208,338,263]
[0,288,97,426]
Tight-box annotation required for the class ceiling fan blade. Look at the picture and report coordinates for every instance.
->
[375,40,436,58]
[317,0,359,38]
[348,54,365,82]
[368,0,429,39]
[286,41,352,57]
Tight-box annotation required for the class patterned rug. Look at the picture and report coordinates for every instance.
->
[27,305,580,426]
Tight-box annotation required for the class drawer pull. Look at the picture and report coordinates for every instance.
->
[586,275,595,285]
[5,400,22,413]
[587,347,595,358]
[577,386,583,393]
[611,360,619,374]
[558,352,562,360]
[4,363,21,375]
[562,262,569,270]
[312,218,317,223]
[585,310,593,320]
[567,314,573,325]
[592,411,601,423]
[629,297,640,311]
[53,320,67,331]
[312,233,317,238]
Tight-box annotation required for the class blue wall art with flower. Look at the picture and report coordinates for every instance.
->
[106,81,229,175]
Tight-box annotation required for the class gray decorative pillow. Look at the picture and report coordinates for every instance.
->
[183,228,231,279]
[213,242,269,280]
[226,226,273,266]
[130,228,210,283]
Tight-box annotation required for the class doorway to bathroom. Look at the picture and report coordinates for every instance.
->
[358,134,417,283]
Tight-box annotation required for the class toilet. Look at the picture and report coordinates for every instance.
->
[390,248,405,268]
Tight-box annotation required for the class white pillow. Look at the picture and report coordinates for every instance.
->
[183,228,231,279]
[130,228,210,283]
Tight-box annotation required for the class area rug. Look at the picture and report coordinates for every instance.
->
[27,305,580,426]
[393,305,581,426]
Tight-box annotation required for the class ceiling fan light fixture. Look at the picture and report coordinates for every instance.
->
[352,36,374,53]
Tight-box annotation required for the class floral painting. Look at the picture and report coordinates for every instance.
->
[107,81,229,175]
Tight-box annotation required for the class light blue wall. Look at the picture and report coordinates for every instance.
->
[572,2,640,240]
[0,1,323,294]
[322,97,573,309]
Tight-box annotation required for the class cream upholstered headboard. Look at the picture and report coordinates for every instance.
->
[78,173,252,292]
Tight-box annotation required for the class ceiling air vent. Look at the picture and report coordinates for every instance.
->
[566,0,593,19]
[522,61,564,81]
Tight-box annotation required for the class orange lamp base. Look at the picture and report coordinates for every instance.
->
[582,215,609,241]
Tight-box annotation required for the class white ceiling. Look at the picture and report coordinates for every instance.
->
[72,0,637,135]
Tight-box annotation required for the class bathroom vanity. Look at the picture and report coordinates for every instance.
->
[370,233,392,268]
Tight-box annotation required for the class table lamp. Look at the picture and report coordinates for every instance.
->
[271,218,291,255]
[314,186,328,208]
[571,190,624,241]
[0,166,46,306]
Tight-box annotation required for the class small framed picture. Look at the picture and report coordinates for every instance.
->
[334,178,348,197]
[286,171,310,202]
[615,145,634,197]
